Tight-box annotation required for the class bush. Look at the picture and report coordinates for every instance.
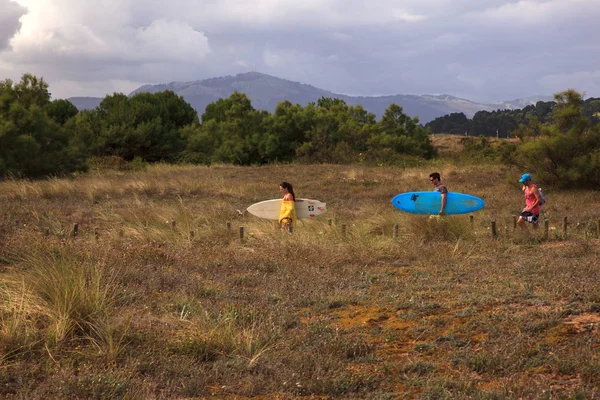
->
[510,90,600,188]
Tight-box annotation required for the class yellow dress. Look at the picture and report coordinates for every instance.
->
[279,198,297,227]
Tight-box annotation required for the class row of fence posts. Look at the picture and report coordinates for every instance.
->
[233,215,593,241]
[15,215,600,242]
[490,216,587,240]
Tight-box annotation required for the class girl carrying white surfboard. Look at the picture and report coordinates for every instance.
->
[279,182,297,231]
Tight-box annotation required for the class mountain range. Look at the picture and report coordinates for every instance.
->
[67,72,552,123]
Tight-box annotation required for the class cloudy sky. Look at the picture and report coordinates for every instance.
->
[1,0,599,103]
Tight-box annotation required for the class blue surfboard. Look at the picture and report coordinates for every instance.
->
[392,192,484,215]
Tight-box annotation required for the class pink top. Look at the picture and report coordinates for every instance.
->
[523,184,541,214]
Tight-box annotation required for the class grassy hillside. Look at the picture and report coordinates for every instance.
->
[1,148,600,398]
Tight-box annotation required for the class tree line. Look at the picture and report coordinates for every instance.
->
[426,98,600,138]
[1,74,435,179]
[2,74,599,188]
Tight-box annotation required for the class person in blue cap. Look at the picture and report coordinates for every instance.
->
[517,173,542,229]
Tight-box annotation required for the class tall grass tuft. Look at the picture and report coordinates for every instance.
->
[170,305,282,368]
[0,281,42,362]
[1,247,120,353]
[402,214,474,242]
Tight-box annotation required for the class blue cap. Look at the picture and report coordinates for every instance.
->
[519,173,532,183]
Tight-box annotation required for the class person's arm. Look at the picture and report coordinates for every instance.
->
[439,191,447,215]
[530,187,541,210]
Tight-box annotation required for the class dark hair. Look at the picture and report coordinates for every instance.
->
[429,172,441,181]
[280,182,295,201]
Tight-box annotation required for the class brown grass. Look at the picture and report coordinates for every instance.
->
[1,140,600,398]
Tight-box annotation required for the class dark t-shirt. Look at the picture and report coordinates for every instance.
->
[434,183,448,194]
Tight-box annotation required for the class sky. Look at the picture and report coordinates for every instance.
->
[1,0,599,103]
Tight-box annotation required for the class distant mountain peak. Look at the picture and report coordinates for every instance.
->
[67,73,551,123]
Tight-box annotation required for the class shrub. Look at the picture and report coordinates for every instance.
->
[510,90,600,188]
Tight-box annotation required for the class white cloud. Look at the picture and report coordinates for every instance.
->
[4,1,211,96]
[133,20,210,62]
[8,2,210,63]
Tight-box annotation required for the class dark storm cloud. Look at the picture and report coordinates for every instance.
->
[2,0,599,101]
[0,0,26,50]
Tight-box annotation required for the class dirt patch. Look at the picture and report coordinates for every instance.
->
[332,305,414,330]
[563,313,600,333]
[510,305,556,317]
[540,313,600,344]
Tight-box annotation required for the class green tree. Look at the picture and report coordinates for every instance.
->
[582,98,600,124]
[296,100,353,163]
[0,74,86,178]
[13,73,51,109]
[510,90,600,188]
[185,92,264,165]
[426,112,471,134]
[370,104,436,159]
[45,99,79,125]
[259,101,314,162]
[316,97,347,109]
[77,90,198,162]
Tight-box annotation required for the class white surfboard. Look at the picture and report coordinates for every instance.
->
[247,199,327,220]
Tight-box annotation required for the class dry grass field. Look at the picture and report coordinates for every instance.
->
[1,138,600,399]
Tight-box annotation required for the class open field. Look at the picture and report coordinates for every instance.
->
[1,151,600,398]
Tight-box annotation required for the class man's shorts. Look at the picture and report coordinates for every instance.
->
[520,211,539,224]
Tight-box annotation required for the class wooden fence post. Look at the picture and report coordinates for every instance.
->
[239,226,244,241]
[227,221,231,232]
[491,220,497,238]
[393,224,399,238]
[469,215,474,227]
[563,217,568,239]
[73,223,79,237]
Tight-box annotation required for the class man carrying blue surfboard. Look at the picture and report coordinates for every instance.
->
[429,172,448,216]
[392,173,483,215]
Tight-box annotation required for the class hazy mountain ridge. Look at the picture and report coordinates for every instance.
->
[67,72,553,123]
[491,95,556,110]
